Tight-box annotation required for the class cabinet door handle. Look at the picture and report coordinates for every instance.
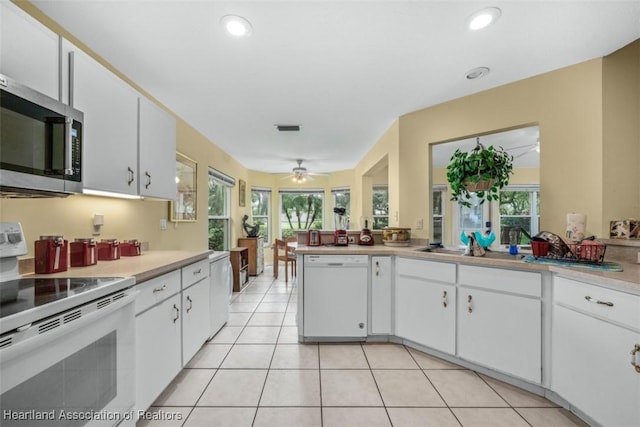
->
[172,304,180,323]
[186,296,193,313]
[584,295,614,307]
[467,295,473,313]
[375,261,380,277]
[442,290,448,308]
[127,166,135,186]
[145,171,151,189]
[153,284,167,293]
[632,344,640,373]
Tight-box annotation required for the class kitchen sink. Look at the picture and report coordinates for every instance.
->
[414,247,525,261]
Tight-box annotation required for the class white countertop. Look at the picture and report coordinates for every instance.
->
[25,250,213,284]
[295,244,640,295]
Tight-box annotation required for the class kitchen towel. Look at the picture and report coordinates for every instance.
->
[566,213,586,242]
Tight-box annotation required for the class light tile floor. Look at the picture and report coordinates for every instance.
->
[138,265,588,427]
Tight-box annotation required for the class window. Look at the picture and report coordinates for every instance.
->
[499,186,540,245]
[208,168,234,251]
[372,185,389,229]
[432,185,446,243]
[251,187,271,245]
[332,187,350,228]
[279,189,324,239]
[453,192,489,245]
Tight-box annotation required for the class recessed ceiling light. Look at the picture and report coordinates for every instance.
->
[467,7,501,30]
[466,67,490,80]
[221,15,253,37]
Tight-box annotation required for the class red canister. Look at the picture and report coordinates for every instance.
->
[97,239,120,260]
[70,238,97,267]
[120,239,141,256]
[35,235,68,274]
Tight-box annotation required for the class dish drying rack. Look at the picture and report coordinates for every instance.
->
[537,242,607,265]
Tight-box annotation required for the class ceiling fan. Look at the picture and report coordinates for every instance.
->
[282,159,328,183]
[508,139,540,158]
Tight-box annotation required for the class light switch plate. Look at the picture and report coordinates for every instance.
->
[160,219,168,230]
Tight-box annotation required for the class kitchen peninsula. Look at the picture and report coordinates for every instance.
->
[294,243,640,427]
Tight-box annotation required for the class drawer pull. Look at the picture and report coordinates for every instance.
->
[193,268,202,275]
[632,344,640,374]
[172,304,180,323]
[442,290,448,308]
[584,296,614,307]
[153,284,167,293]
[467,295,473,313]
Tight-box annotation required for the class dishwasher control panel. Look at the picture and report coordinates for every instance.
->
[304,254,369,267]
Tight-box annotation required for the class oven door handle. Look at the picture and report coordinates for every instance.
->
[0,291,138,363]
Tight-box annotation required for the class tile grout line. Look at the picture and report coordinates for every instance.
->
[359,342,395,426]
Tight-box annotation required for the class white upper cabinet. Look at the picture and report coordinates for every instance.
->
[138,97,176,199]
[0,2,59,99]
[66,41,139,195]
[63,39,176,199]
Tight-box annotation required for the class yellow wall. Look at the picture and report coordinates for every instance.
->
[602,40,640,221]
[358,39,639,239]
[354,120,400,226]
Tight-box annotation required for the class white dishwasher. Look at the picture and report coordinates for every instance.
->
[303,254,368,339]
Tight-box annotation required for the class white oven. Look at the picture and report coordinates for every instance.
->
[0,288,137,427]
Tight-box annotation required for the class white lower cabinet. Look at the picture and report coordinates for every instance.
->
[457,265,542,384]
[182,278,211,364]
[135,273,182,413]
[135,259,210,412]
[552,276,640,427]
[395,258,456,355]
[371,256,392,335]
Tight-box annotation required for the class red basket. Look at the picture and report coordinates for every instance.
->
[543,242,607,264]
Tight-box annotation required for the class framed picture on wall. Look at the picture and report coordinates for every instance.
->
[238,179,246,207]
[170,153,197,222]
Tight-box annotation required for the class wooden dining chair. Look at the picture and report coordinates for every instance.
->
[274,238,296,283]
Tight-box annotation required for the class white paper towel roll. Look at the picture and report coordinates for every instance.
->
[566,213,586,242]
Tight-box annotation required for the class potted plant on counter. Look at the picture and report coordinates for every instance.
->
[446,137,513,208]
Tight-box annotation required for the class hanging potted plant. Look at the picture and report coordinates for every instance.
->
[446,137,514,208]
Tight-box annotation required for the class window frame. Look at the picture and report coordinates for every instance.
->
[498,185,540,245]
[372,185,389,230]
[251,186,271,246]
[279,188,325,238]
[208,168,234,251]
[331,187,350,229]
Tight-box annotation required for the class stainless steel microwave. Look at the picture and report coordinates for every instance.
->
[0,73,83,197]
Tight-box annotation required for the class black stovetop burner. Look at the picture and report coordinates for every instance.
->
[0,277,122,319]
[0,276,133,335]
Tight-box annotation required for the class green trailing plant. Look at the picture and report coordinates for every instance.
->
[446,138,514,208]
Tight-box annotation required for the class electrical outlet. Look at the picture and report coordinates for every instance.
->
[637,251,640,264]
[348,236,356,243]
[416,218,424,230]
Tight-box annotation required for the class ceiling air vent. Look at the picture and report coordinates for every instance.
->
[276,125,300,132]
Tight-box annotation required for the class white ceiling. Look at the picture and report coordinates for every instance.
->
[30,1,640,175]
